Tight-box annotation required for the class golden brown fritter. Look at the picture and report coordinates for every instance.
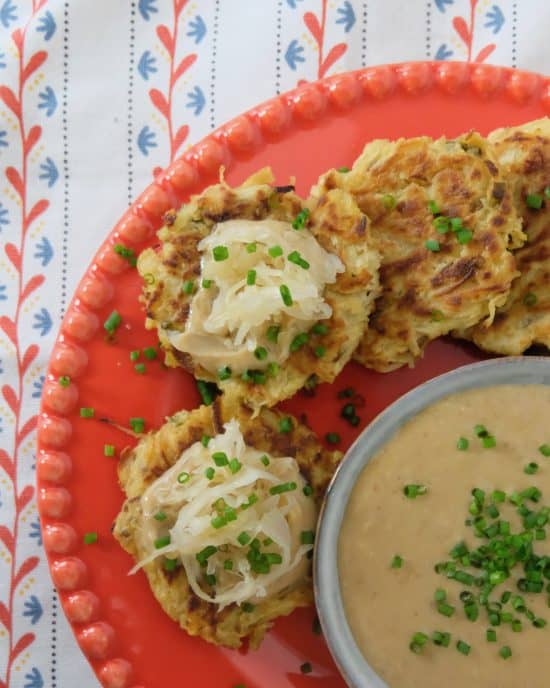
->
[311,133,524,371]
[460,118,550,354]
[138,168,380,408]
[113,397,341,649]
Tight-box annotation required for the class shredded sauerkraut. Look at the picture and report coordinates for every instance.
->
[168,218,344,375]
[133,419,317,610]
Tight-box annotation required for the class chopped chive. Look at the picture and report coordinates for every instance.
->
[196,379,217,405]
[492,490,506,503]
[456,228,473,244]
[456,640,470,655]
[311,322,329,336]
[212,452,228,467]
[266,325,280,342]
[292,208,310,230]
[205,574,216,586]
[457,437,469,451]
[228,458,242,474]
[433,216,451,233]
[523,292,538,307]
[130,350,140,361]
[205,467,215,480]
[290,332,309,352]
[103,444,115,457]
[449,217,463,231]
[431,309,445,321]
[280,284,293,306]
[237,532,251,546]
[539,444,550,457]
[300,530,315,545]
[163,557,178,572]
[58,375,71,387]
[80,407,94,418]
[482,435,497,449]
[242,602,255,613]
[409,632,429,654]
[314,345,326,358]
[474,424,488,437]
[403,484,428,499]
[338,166,350,173]
[526,193,544,209]
[525,462,539,475]
[432,631,451,647]
[211,515,226,529]
[260,454,270,466]
[434,588,447,602]
[177,471,190,484]
[499,646,512,659]
[129,417,145,433]
[83,532,98,545]
[288,250,310,269]
[325,432,341,444]
[303,485,313,497]
[213,245,229,261]
[113,243,137,266]
[269,482,297,495]
[217,365,232,381]
[545,187,550,199]
[154,535,171,549]
[143,346,157,360]
[428,200,440,215]
[425,239,440,252]
[391,555,403,569]
[224,559,233,571]
[279,417,293,434]
[254,346,268,360]
[182,280,195,294]
[246,269,257,286]
[104,310,121,334]
[382,194,396,210]
[196,545,217,566]
[486,629,497,642]
[134,362,146,374]
[437,602,455,617]
[268,245,283,258]
[201,434,211,447]
[202,278,212,288]
[246,242,257,253]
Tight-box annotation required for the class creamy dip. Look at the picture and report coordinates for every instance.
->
[339,384,550,688]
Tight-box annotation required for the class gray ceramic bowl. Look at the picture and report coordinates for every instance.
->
[314,356,550,688]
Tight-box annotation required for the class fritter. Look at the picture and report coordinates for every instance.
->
[311,133,524,371]
[113,397,341,649]
[460,118,550,354]
[138,168,380,408]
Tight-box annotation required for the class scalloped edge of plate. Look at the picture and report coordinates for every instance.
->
[36,61,550,688]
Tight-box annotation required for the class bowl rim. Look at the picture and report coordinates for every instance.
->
[314,356,550,688]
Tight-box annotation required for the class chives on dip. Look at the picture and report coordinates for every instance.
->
[337,382,550,688]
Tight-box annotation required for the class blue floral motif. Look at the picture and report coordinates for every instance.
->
[435,43,453,60]
[0,130,7,148]
[0,284,7,301]
[33,308,53,336]
[186,86,205,116]
[36,10,56,40]
[435,0,454,12]
[285,0,303,7]
[24,668,44,688]
[32,375,45,399]
[34,237,53,267]
[137,125,157,156]
[485,5,504,34]
[336,1,356,33]
[29,520,43,547]
[0,202,9,226]
[39,157,59,187]
[0,52,5,69]
[38,86,57,117]
[285,40,305,70]
[23,594,43,624]
[0,0,17,28]
[137,50,157,80]
[187,15,206,44]
[138,0,157,21]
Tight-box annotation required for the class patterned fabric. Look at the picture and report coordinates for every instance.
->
[0,1,547,686]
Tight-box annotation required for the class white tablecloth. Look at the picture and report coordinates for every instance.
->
[0,1,548,686]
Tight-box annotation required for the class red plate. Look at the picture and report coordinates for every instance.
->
[37,62,549,688]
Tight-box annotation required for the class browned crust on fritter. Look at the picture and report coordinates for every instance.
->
[312,133,524,371]
[113,397,341,649]
[138,168,380,408]
[459,118,550,354]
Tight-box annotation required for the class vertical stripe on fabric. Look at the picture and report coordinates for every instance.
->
[361,1,368,67]
[210,0,220,130]
[50,590,58,688]
[60,0,70,317]
[425,0,431,60]
[275,0,283,95]
[511,1,517,68]
[128,1,136,204]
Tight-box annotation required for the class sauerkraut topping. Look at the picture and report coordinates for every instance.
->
[133,419,317,609]
[167,218,344,375]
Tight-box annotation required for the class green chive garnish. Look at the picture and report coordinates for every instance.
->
[134,363,146,374]
[83,532,98,545]
[197,379,217,405]
[303,485,313,497]
[325,432,340,444]
[425,239,440,252]
[103,444,115,457]
[129,417,145,433]
[279,417,293,434]
[130,350,140,361]
[196,545,217,566]
[456,640,470,655]
[201,434,211,447]
[525,462,539,475]
[143,346,157,360]
[237,532,251,546]
[266,325,280,342]
[382,194,396,210]
[338,166,350,173]
[218,365,231,381]
[499,645,512,659]
[280,284,293,306]
[246,242,257,253]
[154,511,167,521]
[269,482,297,495]
[246,269,256,285]
[432,631,451,647]
[163,558,178,572]
[260,455,270,466]
[456,228,473,244]
[300,530,315,545]
[254,346,268,360]
[288,250,310,269]
[404,484,428,499]
[213,245,229,261]
[80,407,94,418]
[292,208,310,230]
[202,278,212,288]
[526,193,543,209]
[182,280,195,294]
[482,435,496,449]
[290,333,308,352]
[391,555,403,569]
[205,467,215,480]
[58,375,70,387]
[177,471,190,484]
[428,200,440,215]
[539,444,550,457]
[104,310,121,335]
[212,452,228,467]
[154,535,171,549]
[311,322,329,335]
[409,632,429,654]
[228,458,242,474]
[524,292,538,307]
[268,245,283,258]
[457,437,469,451]
[438,602,455,617]
[486,629,497,642]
